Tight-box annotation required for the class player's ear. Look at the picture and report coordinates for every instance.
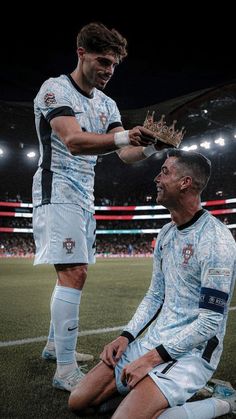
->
[180,176,192,190]
[77,47,86,60]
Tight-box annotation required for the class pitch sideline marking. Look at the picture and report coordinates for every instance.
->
[0,325,125,348]
[1,306,236,348]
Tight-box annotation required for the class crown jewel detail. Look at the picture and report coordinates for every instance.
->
[143,111,185,148]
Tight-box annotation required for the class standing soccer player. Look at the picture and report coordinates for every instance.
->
[32,22,168,392]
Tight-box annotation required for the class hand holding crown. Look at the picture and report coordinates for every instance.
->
[142,111,185,148]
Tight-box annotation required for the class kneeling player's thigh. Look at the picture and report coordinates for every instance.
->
[69,361,117,409]
[112,376,168,419]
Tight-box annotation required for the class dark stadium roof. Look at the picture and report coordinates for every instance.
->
[1,82,236,202]
[1,6,235,107]
[1,7,235,201]
[1,80,236,144]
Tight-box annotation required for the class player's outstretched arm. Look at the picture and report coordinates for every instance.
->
[50,117,156,155]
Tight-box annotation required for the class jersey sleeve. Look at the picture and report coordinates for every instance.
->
[121,235,165,342]
[106,98,123,132]
[34,78,75,122]
[157,225,236,359]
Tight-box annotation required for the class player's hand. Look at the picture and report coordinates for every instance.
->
[121,349,162,389]
[120,357,151,389]
[128,126,156,146]
[138,131,175,151]
[100,336,129,368]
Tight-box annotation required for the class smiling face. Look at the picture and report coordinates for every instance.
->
[154,156,186,208]
[78,48,119,90]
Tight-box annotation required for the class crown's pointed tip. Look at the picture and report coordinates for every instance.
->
[143,111,186,146]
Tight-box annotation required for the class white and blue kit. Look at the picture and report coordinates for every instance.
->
[32,74,122,264]
[115,210,236,406]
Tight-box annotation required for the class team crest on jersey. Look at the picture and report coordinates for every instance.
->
[63,238,75,254]
[99,112,107,127]
[44,92,57,106]
[182,244,194,265]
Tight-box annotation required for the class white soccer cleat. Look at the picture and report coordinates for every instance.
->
[42,347,94,362]
[76,352,94,362]
[53,367,85,392]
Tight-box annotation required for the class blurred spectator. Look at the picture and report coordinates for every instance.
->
[151,237,156,252]
[16,193,22,202]
[127,243,134,256]
[0,234,35,257]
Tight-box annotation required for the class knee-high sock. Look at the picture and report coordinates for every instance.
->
[158,398,230,419]
[51,285,81,365]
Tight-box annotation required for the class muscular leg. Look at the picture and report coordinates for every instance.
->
[69,361,118,411]
[111,376,169,419]
[55,263,88,289]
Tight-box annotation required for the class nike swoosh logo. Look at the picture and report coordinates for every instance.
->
[68,326,78,331]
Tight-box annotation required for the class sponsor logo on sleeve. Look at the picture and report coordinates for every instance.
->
[208,268,231,276]
[44,92,57,106]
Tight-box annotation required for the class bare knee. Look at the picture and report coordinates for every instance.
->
[68,386,98,412]
[68,362,116,412]
[55,264,88,289]
[68,386,88,412]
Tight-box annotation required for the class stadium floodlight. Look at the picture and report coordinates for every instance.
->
[200,141,211,149]
[0,148,3,156]
[182,144,198,151]
[215,137,225,146]
[26,151,36,158]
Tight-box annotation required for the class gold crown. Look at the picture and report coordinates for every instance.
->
[143,111,185,148]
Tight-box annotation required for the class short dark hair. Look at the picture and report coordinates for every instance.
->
[166,149,211,192]
[77,22,128,61]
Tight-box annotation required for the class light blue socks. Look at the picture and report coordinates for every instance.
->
[158,398,230,419]
[51,285,81,373]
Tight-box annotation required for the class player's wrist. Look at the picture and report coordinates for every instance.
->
[120,331,135,343]
[155,344,173,362]
[142,144,157,157]
[114,131,130,148]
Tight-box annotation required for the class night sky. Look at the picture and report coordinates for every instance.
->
[0,6,235,201]
[1,6,235,109]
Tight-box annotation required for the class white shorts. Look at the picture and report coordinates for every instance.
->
[115,340,214,407]
[33,203,96,265]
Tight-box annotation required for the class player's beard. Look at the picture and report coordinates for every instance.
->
[95,71,111,90]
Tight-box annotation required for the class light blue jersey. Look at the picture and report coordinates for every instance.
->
[33,74,122,212]
[123,210,236,370]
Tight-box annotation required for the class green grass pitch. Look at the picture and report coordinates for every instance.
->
[0,258,235,418]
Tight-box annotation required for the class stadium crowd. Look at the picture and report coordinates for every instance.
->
[0,234,35,257]
[1,224,235,258]
[1,190,236,257]
[0,234,156,258]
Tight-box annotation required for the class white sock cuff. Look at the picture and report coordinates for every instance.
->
[213,398,231,416]
[55,285,82,304]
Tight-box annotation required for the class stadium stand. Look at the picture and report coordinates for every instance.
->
[0,198,235,257]
[1,89,236,257]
